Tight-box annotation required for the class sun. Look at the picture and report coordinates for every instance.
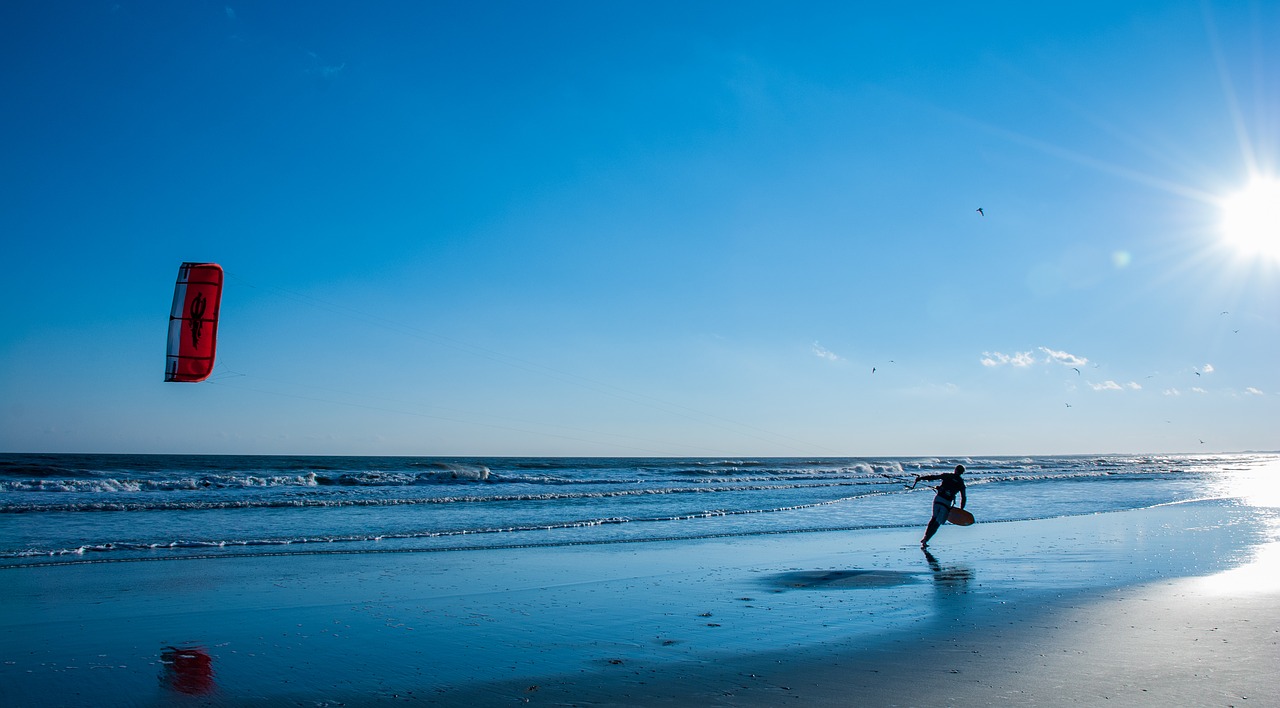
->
[1220,176,1280,259]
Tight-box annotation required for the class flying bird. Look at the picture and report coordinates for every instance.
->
[1072,367,1081,375]
[976,208,984,216]
[1065,403,1072,408]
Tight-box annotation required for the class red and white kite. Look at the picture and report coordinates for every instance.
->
[165,262,223,382]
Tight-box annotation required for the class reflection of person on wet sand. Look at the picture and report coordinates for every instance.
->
[914,464,966,548]
[923,548,943,573]
[921,548,973,593]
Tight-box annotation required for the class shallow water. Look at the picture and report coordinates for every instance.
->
[1,453,1275,565]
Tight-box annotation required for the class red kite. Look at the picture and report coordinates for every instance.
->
[165,262,223,382]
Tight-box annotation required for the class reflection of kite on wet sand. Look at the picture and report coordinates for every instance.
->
[160,646,214,695]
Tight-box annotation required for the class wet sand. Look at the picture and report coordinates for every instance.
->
[2,499,1277,706]
[468,558,1280,707]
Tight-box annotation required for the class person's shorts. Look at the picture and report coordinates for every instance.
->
[931,499,952,525]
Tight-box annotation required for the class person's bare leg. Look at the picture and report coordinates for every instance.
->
[921,518,940,547]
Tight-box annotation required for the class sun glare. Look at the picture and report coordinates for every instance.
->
[1220,177,1280,259]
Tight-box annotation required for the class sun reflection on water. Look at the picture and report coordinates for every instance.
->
[1213,462,1280,509]
[1198,460,1280,595]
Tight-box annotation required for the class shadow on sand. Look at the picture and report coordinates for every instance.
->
[769,569,925,590]
[767,549,974,593]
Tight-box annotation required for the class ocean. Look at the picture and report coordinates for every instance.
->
[1,452,1274,568]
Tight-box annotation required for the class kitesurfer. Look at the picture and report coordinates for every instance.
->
[915,464,966,548]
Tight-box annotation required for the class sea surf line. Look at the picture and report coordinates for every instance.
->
[3,498,1233,570]
[0,479,893,513]
[3,487,906,562]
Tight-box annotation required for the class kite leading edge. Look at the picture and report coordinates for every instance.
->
[165,262,224,382]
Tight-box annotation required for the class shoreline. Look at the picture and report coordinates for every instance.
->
[0,497,1241,571]
[2,499,1277,706]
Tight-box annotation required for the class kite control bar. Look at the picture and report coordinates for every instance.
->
[877,472,933,490]
[905,476,938,492]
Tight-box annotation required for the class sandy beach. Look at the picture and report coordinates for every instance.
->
[3,498,1277,707]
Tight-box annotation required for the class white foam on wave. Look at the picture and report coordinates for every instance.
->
[0,478,896,514]
[0,473,323,493]
[1,487,904,562]
[0,466,496,494]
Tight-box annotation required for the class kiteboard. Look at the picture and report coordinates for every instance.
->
[946,507,975,526]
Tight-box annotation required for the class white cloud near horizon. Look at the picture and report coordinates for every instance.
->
[981,351,1035,367]
[1041,347,1089,367]
[1164,388,1180,396]
[1088,380,1141,392]
[982,347,1089,369]
[812,341,842,362]
[1192,387,1208,394]
[1245,387,1264,395]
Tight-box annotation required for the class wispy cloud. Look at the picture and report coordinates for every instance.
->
[1245,387,1264,396]
[982,347,1089,369]
[1041,347,1088,367]
[306,52,347,81]
[225,6,236,20]
[1088,380,1142,392]
[811,341,842,362]
[981,351,1035,367]
[1164,388,1181,396]
[1202,364,1215,373]
[1192,387,1208,394]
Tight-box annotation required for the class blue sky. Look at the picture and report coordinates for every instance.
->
[2,1,1277,456]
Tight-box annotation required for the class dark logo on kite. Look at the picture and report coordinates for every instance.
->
[189,292,207,348]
